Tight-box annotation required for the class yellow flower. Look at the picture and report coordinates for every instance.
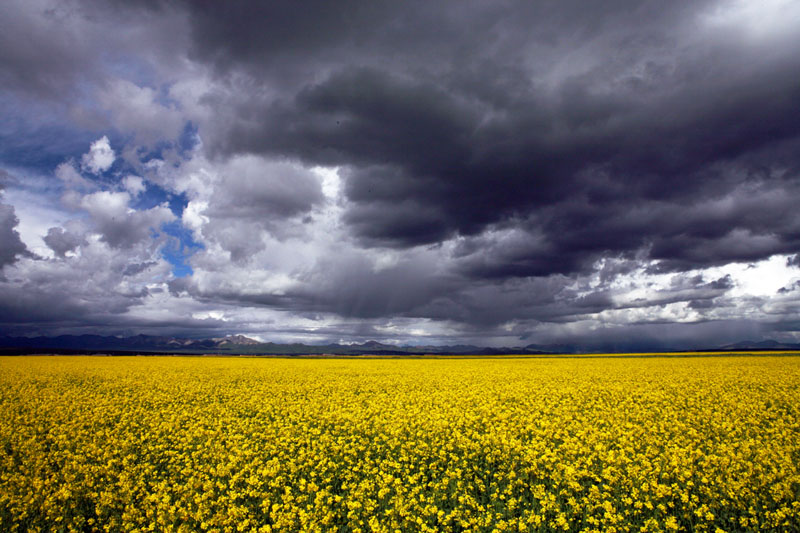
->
[0,355,798,532]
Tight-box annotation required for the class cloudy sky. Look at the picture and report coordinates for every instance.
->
[1,0,800,350]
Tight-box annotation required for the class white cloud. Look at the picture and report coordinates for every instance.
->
[702,0,800,41]
[313,166,342,200]
[182,200,209,236]
[716,255,798,297]
[55,162,95,190]
[79,190,174,249]
[99,79,185,145]
[122,175,146,196]
[81,136,115,175]
[80,190,130,219]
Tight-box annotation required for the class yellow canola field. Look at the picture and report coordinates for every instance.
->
[1,356,798,533]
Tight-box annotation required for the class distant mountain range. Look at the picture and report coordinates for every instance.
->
[715,340,800,351]
[0,334,798,355]
[0,334,558,355]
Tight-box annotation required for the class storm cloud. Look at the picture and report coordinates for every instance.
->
[168,0,800,270]
[0,0,799,348]
[0,173,29,269]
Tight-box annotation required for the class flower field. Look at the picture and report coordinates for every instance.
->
[1,356,799,532]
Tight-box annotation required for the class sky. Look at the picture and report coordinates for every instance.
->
[1,0,800,350]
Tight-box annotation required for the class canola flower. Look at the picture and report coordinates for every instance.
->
[0,355,799,532]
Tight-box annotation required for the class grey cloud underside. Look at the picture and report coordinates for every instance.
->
[0,235,202,336]
[171,259,737,330]
[197,157,325,261]
[0,267,142,331]
[43,227,85,257]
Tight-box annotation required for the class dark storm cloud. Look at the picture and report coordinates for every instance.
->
[0,203,29,269]
[0,1,91,99]
[11,0,800,278]
[408,278,614,328]
[173,258,614,330]
[0,279,227,337]
[173,253,459,320]
[0,270,141,331]
[2,0,800,346]
[176,1,705,80]
[81,0,797,344]
[298,65,800,271]
[119,0,800,278]
[122,260,157,276]
[531,319,767,353]
[0,176,29,269]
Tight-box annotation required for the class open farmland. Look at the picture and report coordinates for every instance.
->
[1,356,799,532]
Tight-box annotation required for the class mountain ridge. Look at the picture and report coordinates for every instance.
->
[0,334,554,355]
[1,335,799,355]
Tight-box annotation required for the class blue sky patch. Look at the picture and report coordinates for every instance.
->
[161,219,204,277]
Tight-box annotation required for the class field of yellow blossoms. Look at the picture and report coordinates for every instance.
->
[1,355,799,532]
